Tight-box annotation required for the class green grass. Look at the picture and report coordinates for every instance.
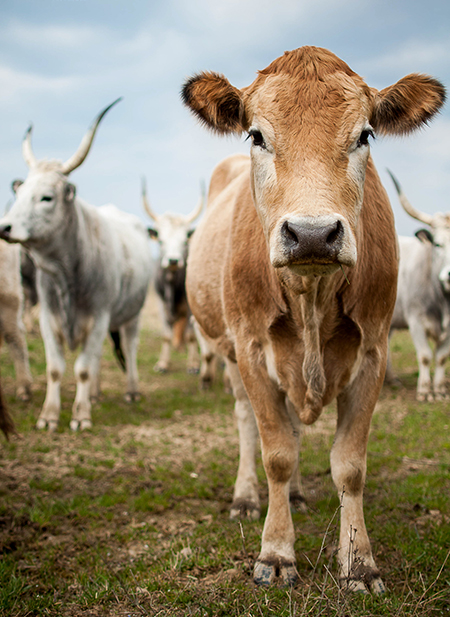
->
[0,325,449,616]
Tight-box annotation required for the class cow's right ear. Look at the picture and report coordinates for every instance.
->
[11,179,23,194]
[415,229,434,244]
[64,183,76,203]
[148,228,158,240]
[371,74,446,136]
[181,72,247,135]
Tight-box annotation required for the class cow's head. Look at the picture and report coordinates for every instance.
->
[182,46,446,277]
[0,99,122,248]
[388,170,450,294]
[142,178,204,270]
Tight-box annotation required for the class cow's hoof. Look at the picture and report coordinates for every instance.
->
[70,420,80,431]
[370,577,386,595]
[200,377,212,390]
[17,386,32,402]
[434,392,449,401]
[125,391,141,403]
[36,418,47,430]
[254,559,298,587]
[80,419,92,431]
[289,491,307,513]
[187,366,200,375]
[154,364,168,374]
[340,566,385,595]
[230,499,260,521]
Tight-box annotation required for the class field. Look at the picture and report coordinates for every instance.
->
[0,293,449,617]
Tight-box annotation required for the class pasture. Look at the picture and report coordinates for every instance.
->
[0,293,449,617]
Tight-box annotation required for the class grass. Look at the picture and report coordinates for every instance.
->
[0,314,450,616]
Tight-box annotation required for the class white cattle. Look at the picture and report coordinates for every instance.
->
[0,100,153,431]
[387,170,450,401]
[142,180,202,373]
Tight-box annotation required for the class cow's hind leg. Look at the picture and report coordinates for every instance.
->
[433,331,450,400]
[120,315,142,402]
[193,320,217,388]
[2,303,32,401]
[332,353,385,595]
[185,319,200,374]
[71,314,109,431]
[409,318,433,401]
[226,360,260,521]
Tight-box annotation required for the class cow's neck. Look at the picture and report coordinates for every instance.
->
[285,272,339,425]
[30,199,94,343]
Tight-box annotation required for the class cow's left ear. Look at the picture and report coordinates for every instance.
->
[148,228,158,240]
[370,74,446,136]
[11,179,23,194]
[64,183,76,203]
[415,228,434,244]
[181,72,247,135]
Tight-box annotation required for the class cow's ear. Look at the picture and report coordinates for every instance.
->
[64,183,76,203]
[415,228,434,244]
[370,74,446,136]
[148,228,158,240]
[11,179,23,194]
[181,72,247,135]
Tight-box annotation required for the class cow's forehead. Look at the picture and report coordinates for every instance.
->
[245,69,372,131]
[22,166,65,193]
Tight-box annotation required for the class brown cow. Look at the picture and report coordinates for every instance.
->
[182,46,445,591]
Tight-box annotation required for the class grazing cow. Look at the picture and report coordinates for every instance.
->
[182,46,445,590]
[386,170,450,401]
[142,180,202,373]
[0,100,153,431]
[0,240,32,401]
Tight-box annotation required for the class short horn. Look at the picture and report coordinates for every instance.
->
[141,176,160,222]
[22,126,37,168]
[387,169,433,226]
[185,180,205,224]
[61,98,122,175]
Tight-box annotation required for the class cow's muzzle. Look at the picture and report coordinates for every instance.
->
[280,219,344,263]
[0,224,12,242]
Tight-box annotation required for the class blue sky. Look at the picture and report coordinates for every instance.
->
[1,0,449,236]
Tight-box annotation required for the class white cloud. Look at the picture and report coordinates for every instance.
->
[0,64,78,103]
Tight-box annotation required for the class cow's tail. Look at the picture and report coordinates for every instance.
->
[109,330,126,372]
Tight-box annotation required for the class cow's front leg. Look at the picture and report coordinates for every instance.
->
[433,332,450,400]
[185,320,200,374]
[238,353,298,586]
[37,311,65,431]
[332,352,385,595]
[409,318,433,401]
[226,360,260,520]
[71,315,109,431]
[119,315,141,402]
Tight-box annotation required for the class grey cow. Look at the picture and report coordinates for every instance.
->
[142,180,203,373]
[387,170,450,401]
[0,100,153,430]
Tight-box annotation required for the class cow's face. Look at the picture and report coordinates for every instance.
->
[420,216,450,293]
[149,214,194,270]
[0,163,75,247]
[182,46,445,278]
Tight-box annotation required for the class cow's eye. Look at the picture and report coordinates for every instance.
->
[41,195,53,202]
[247,130,266,149]
[357,129,374,148]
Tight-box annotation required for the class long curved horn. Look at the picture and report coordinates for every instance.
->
[61,98,122,175]
[387,169,433,226]
[22,126,37,168]
[185,180,205,224]
[141,176,160,222]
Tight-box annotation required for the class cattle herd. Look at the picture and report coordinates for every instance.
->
[0,46,447,594]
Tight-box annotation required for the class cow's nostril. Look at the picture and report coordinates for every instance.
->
[326,220,343,246]
[0,224,12,240]
[282,221,299,246]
